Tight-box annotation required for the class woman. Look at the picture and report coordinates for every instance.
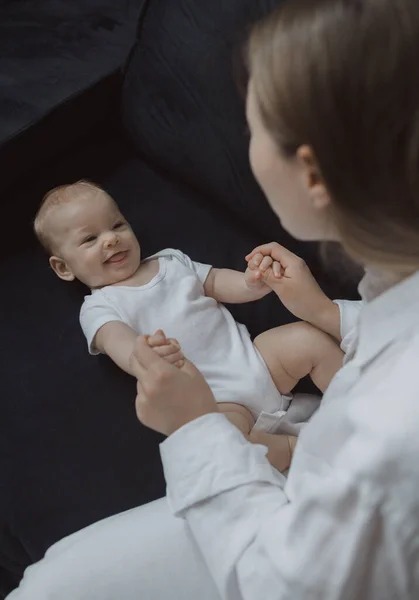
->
[9,0,419,598]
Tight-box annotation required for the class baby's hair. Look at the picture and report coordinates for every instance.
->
[34,180,107,254]
[248,0,419,273]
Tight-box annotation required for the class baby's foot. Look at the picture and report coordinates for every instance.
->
[146,329,185,368]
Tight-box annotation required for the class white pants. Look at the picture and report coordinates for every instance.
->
[7,498,220,600]
[8,396,320,599]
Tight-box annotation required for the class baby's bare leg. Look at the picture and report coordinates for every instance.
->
[219,403,296,472]
[219,403,255,434]
[248,429,297,472]
[254,321,344,394]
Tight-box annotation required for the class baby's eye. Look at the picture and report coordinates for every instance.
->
[112,221,125,230]
[82,235,97,245]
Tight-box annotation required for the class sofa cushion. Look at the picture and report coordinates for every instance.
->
[0,0,145,149]
[0,0,148,196]
[122,0,294,242]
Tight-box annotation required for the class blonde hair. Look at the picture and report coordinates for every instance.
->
[34,180,107,254]
[248,0,419,274]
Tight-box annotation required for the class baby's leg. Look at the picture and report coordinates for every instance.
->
[219,403,296,472]
[248,429,297,473]
[219,403,255,434]
[254,321,344,395]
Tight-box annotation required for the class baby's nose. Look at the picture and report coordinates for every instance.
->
[103,232,118,247]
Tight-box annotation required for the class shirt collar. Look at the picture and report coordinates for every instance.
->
[354,269,419,367]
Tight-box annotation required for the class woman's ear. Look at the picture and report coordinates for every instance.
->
[49,256,75,281]
[297,145,331,210]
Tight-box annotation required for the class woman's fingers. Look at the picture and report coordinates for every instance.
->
[131,336,170,375]
[152,342,182,358]
[132,335,186,382]
[147,329,167,347]
[273,261,283,278]
[247,253,272,280]
[167,338,181,349]
[247,253,263,270]
[160,349,185,365]
[246,242,302,267]
[259,255,273,272]
[132,335,205,388]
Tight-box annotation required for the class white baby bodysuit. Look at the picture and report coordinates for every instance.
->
[80,249,289,421]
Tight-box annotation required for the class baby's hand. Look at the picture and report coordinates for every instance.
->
[146,330,185,368]
[245,252,282,289]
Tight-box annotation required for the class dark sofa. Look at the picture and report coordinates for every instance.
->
[0,0,358,596]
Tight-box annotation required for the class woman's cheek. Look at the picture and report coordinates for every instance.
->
[249,139,270,191]
[248,138,259,179]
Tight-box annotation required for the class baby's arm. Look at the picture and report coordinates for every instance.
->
[204,263,275,304]
[95,323,183,376]
[94,321,139,376]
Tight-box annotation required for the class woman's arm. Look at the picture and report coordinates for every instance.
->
[333,299,363,350]
[161,414,401,600]
[130,339,407,600]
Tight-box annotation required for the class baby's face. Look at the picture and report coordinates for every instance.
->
[49,192,141,288]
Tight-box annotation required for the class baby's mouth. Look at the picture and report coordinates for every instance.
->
[105,250,128,264]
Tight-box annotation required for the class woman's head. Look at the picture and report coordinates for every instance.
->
[247,0,419,273]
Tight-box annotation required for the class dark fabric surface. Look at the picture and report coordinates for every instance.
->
[123,0,291,243]
[0,0,144,147]
[0,0,360,595]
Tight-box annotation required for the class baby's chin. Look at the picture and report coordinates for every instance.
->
[87,260,141,289]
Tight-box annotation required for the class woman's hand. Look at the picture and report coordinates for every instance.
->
[245,253,281,291]
[147,329,185,368]
[130,335,218,436]
[246,242,340,339]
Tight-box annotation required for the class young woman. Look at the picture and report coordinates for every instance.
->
[9,1,419,598]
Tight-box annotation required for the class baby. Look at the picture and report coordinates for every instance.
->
[34,181,344,471]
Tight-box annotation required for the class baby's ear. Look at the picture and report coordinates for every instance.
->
[49,256,75,281]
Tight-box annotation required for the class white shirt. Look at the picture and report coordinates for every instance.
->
[161,269,419,600]
[333,298,363,354]
[80,249,287,418]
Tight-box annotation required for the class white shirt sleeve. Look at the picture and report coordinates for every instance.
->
[333,299,363,353]
[79,292,125,355]
[161,413,406,600]
[160,248,212,285]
